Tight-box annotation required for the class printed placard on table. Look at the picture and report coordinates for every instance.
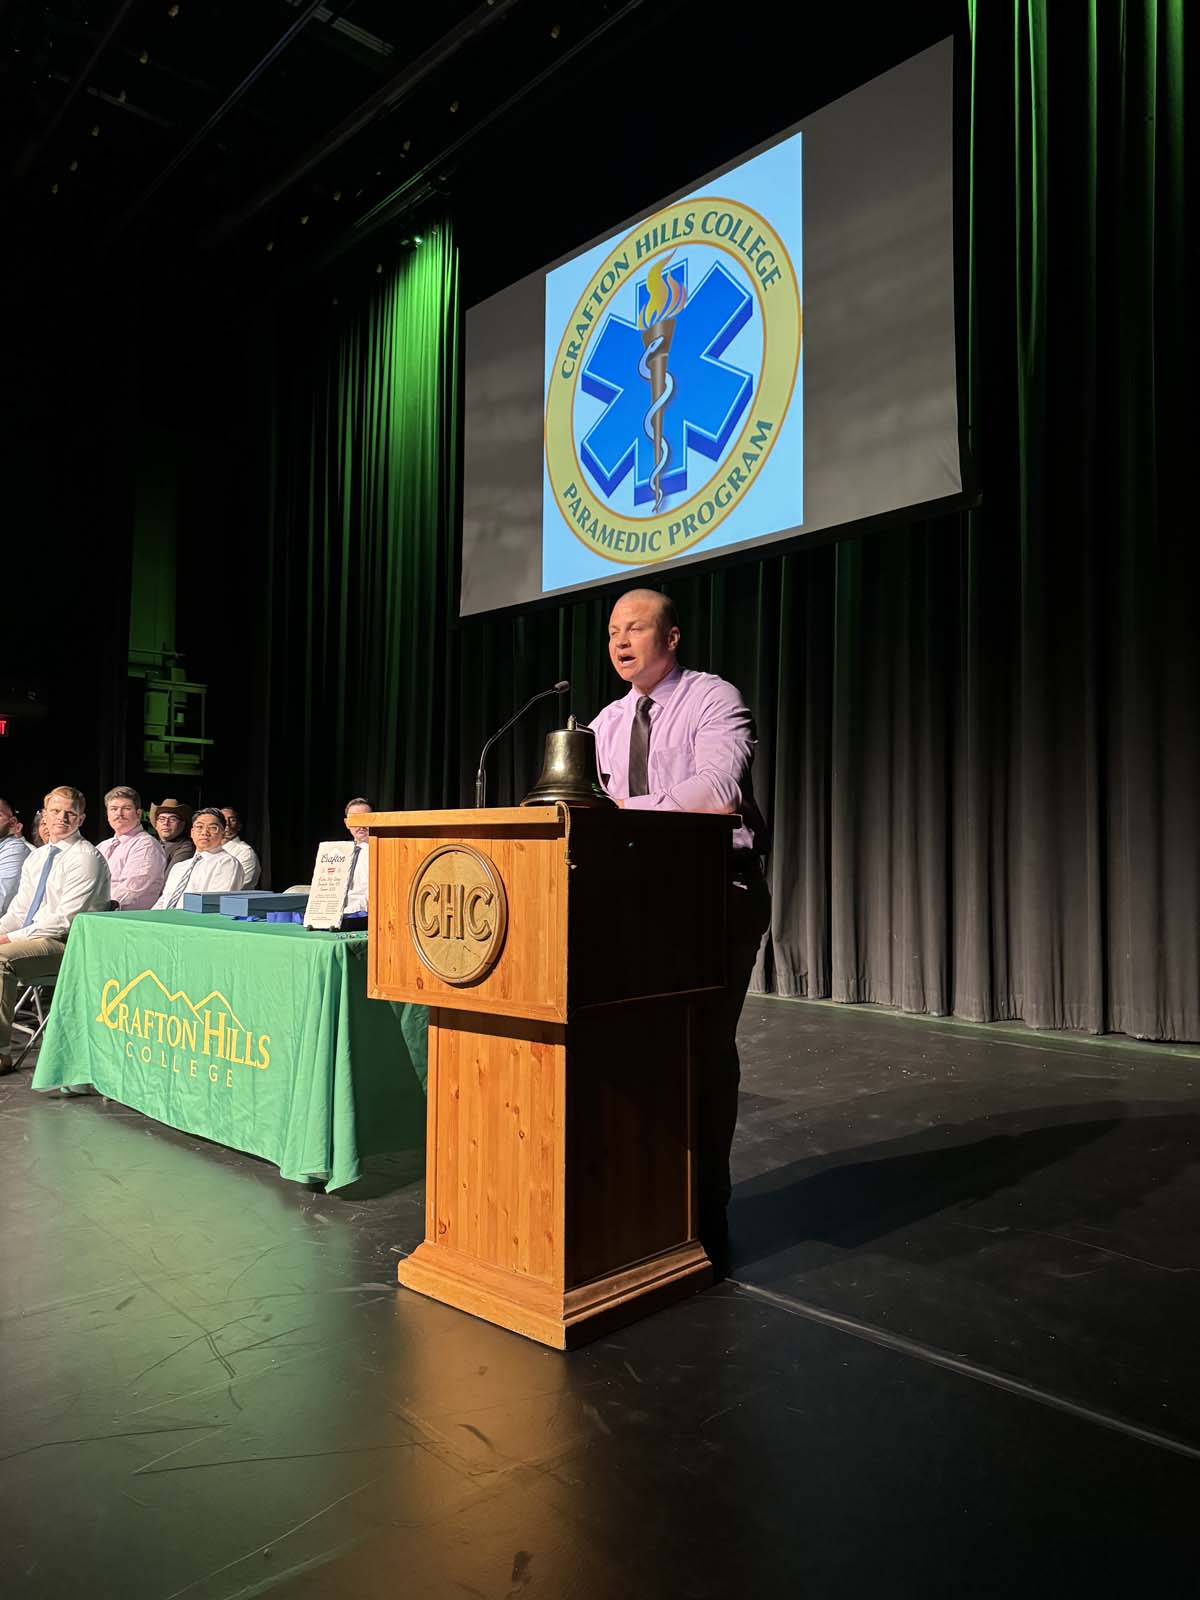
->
[304,841,354,929]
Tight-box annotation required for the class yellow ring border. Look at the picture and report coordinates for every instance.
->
[544,195,802,566]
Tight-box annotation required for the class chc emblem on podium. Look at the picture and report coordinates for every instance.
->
[407,844,508,986]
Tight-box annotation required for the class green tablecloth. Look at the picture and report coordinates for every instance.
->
[32,910,427,1191]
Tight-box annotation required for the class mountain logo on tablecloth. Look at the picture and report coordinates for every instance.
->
[95,968,270,1073]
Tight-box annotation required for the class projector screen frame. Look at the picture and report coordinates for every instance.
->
[455,33,978,626]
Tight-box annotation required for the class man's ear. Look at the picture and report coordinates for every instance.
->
[667,626,681,654]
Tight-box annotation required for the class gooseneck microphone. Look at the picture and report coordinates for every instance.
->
[475,680,570,808]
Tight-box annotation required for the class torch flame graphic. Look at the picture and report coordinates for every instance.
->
[637,251,687,512]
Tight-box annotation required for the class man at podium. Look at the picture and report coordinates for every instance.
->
[590,588,771,1269]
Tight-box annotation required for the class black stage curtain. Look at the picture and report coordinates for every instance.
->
[0,288,134,831]
[250,2,1194,1039]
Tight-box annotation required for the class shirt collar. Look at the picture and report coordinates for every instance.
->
[625,663,683,707]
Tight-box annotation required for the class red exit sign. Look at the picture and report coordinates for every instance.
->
[0,717,7,736]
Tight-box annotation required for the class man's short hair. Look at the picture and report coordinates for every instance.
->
[192,806,226,830]
[105,785,142,809]
[345,796,372,814]
[619,587,678,632]
[45,785,86,814]
[0,797,13,817]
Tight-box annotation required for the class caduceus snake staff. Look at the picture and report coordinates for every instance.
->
[638,252,687,513]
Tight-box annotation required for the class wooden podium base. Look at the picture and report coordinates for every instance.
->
[393,1002,713,1349]
[397,1240,713,1350]
[362,808,734,1352]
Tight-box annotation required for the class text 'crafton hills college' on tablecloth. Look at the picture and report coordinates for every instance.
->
[95,967,271,1084]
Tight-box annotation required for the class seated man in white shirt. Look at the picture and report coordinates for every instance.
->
[0,797,33,916]
[0,785,111,1073]
[343,797,371,916]
[154,807,245,909]
[220,807,261,890]
[97,785,166,910]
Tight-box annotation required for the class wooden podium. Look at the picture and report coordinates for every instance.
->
[360,804,731,1349]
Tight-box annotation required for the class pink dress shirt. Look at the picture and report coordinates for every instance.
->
[588,665,766,852]
[97,827,167,910]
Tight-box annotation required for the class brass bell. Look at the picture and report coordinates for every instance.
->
[523,717,616,808]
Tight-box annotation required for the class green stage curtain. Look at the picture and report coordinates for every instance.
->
[252,2,1193,1039]
[253,222,460,876]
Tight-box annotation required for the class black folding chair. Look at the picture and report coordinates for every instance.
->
[8,902,120,1070]
[10,976,56,1068]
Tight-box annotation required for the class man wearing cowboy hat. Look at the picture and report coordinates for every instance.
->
[150,798,195,871]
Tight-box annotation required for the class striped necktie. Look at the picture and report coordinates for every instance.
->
[24,846,60,925]
[166,858,199,910]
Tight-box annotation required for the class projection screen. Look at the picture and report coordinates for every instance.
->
[460,39,960,618]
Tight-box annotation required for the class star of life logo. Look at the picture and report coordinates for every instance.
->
[544,196,802,566]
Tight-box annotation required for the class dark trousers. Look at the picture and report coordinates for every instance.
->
[696,860,771,1246]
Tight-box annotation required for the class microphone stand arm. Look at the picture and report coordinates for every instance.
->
[475,684,568,808]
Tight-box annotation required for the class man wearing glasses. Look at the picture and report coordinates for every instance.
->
[153,807,245,909]
[0,785,111,1074]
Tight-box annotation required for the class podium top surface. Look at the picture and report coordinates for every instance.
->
[358,806,736,835]
[358,806,560,830]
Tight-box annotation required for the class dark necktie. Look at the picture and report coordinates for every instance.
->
[340,844,361,917]
[627,696,653,797]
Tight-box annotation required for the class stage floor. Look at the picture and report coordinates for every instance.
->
[4,999,1199,1598]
